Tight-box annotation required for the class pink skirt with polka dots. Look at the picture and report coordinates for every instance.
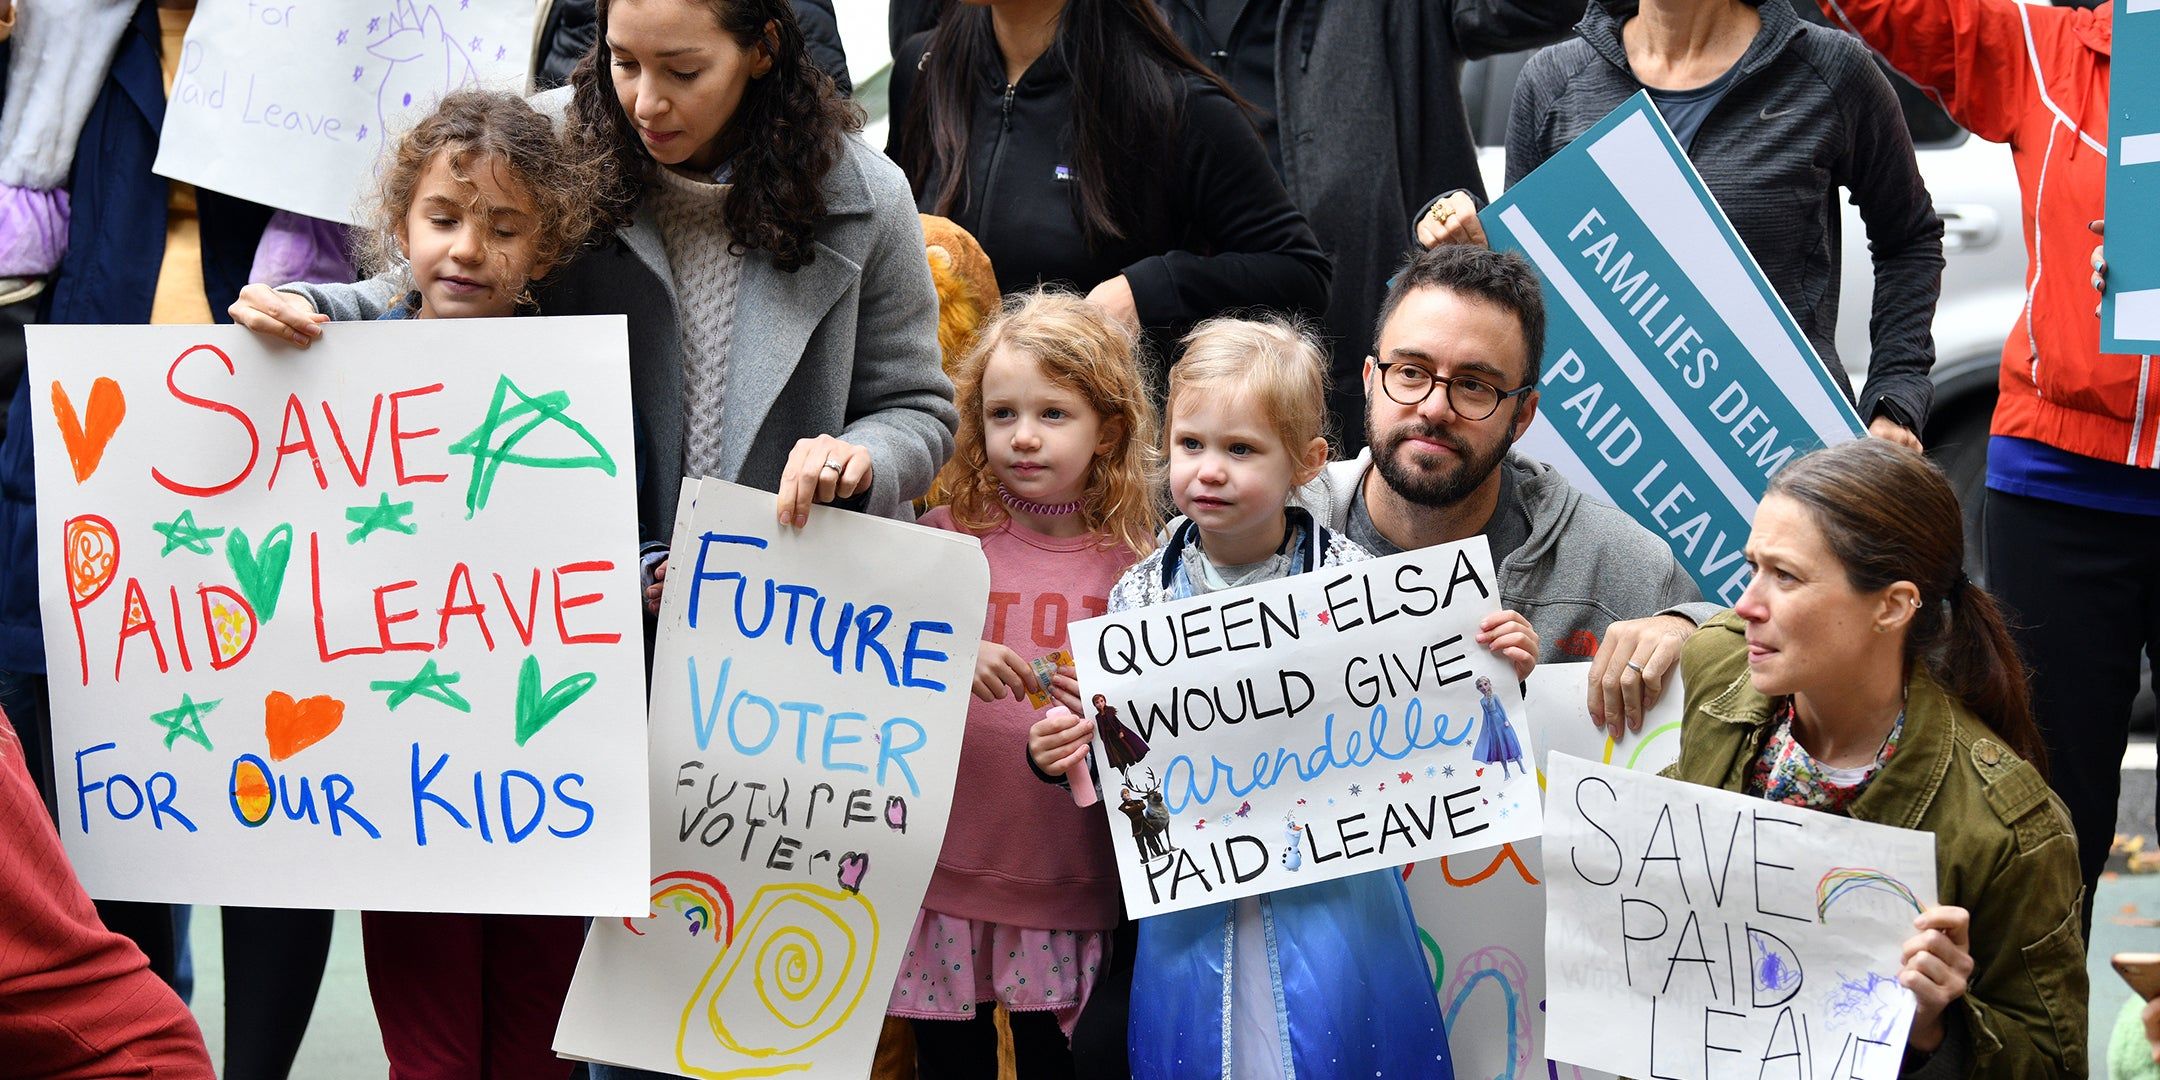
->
[884,909,1110,1036]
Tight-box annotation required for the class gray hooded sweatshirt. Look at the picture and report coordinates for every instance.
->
[1295,450,1718,660]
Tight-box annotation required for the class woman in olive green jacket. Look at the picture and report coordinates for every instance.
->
[1621,440,2085,1077]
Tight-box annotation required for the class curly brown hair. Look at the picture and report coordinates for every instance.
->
[939,290,1163,558]
[565,0,862,273]
[360,89,602,306]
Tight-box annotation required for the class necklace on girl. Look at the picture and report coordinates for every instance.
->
[998,484,1082,517]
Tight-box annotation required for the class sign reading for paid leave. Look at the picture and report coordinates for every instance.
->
[1482,94,1863,605]
[28,318,648,914]
[1066,537,1541,918]
[1406,662,1684,1080]
[153,0,537,223]
[555,478,987,1080]
[1544,754,1938,1080]
[2103,0,2160,352]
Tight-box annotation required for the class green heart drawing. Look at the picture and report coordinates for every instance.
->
[225,524,294,624]
[515,655,598,746]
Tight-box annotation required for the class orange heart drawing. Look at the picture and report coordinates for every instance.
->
[265,691,345,761]
[51,377,126,483]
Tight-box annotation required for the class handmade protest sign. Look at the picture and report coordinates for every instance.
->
[555,478,987,1079]
[1066,537,1540,918]
[28,318,647,914]
[153,0,536,223]
[2103,0,2160,351]
[1482,94,1863,605]
[1406,663,1683,1080]
[1544,754,1937,1080]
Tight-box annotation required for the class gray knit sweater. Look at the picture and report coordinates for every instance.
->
[646,166,747,480]
[1507,0,1943,433]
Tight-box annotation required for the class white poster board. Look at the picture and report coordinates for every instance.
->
[1066,538,1542,918]
[1406,662,1683,1080]
[556,478,988,1079]
[153,0,538,223]
[28,318,648,914]
[1544,754,1937,1079]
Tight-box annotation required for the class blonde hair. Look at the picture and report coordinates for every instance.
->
[359,89,603,307]
[940,291,1162,557]
[1167,316,1330,463]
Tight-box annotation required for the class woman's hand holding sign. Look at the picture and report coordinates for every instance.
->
[1901,905,1974,1054]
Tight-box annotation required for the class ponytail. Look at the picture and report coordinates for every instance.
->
[1937,577,2047,777]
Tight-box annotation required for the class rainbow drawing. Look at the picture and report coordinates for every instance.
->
[627,870,736,944]
[1816,867,1922,922]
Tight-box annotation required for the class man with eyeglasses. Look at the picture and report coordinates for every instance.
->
[1298,243,1716,729]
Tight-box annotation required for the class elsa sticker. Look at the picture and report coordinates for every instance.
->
[1472,675,1525,779]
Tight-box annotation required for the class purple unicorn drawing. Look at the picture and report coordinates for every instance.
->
[365,0,479,143]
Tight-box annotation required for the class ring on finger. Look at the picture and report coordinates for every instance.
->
[1625,660,1646,674]
[1431,202,1455,225]
[821,459,842,473]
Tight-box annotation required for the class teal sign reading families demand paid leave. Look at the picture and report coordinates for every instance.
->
[1481,94,1864,605]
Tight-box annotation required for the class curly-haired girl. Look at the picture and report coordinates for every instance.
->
[887,290,1159,1073]
[332,88,601,1080]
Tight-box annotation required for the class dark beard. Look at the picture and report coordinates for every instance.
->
[1368,419,1510,509]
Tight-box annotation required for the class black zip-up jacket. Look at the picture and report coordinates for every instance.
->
[888,32,1331,360]
[1509,0,1944,431]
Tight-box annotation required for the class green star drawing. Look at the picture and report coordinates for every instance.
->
[345,493,418,544]
[149,694,219,751]
[371,659,472,713]
[447,376,617,517]
[152,509,225,556]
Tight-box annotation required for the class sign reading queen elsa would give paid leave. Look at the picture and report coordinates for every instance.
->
[556,478,987,1080]
[1067,537,1542,918]
[28,318,648,915]
[1482,94,1864,604]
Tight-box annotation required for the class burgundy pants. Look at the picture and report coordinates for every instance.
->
[362,910,588,1080]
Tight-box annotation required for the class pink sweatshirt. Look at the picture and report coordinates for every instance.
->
[917,507,1133,932]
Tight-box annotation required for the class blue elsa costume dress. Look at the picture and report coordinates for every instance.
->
[1125,511,1453,1080]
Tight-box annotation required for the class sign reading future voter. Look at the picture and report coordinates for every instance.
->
[556,478,988,1080]
[1483,94,1864,604]
[27,319,649,915]
[154,0,538,223]
[1067,537,1541,917]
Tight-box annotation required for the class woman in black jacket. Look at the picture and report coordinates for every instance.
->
[888,0,1331,369]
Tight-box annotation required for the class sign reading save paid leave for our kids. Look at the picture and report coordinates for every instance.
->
[555,478,988,1080]
[154,0,538,224]
[1067,537,1541,918]
[28,319,648,915]
[1544,754,1938,1080]
[1483,94,1864,606]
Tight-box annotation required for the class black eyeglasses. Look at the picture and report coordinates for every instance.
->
[1370,360,1533,421]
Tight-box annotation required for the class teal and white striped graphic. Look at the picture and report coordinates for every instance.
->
[2103,0,2160,352]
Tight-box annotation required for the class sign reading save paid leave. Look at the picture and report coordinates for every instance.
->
[28,319,648,915]
[1483,94,1863,605]
[1544,754,1937,1080]
[556,478,987,1080]
[1067,538,1541,918]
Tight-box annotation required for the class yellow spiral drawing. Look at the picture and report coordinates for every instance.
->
[675,883,880,1079]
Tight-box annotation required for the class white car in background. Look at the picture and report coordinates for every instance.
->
[1460,11,2024,575]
